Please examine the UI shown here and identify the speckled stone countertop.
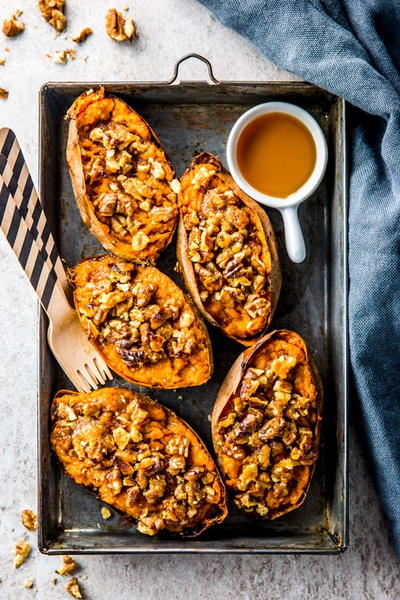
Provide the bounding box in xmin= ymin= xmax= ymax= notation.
xmin=0 ymin=1 xmax=398 ymax=598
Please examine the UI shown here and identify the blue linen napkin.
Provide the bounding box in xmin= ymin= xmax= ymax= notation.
xmin=198 ymin=0 xmax=400 ymax=554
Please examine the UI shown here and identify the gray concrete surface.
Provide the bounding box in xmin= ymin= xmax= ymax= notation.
xmin=0 ymin=1 xmax=398 ymax=598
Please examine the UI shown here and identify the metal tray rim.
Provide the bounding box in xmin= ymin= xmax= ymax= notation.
xmin=37 ymin=76 xmax=349 ymax=555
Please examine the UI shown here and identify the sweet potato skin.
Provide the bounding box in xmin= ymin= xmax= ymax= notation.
xmin=66 ymin=87 xmax=178 ymax=263
xmin=211 ymin=330 xmax=323 ymax=520
xmin=70 ymin=254 xmax=213 ymax=389
xmin=177 ymin=153 xmax=281 ymax=346
xmin=51 ymin=388 xmax=228 ymax=537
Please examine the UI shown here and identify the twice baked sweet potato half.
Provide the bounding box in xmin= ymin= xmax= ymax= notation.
xmin=66 ymin=87 xmax=179 ymax=263
xmin=51 ymin=388 xmax=227 ymax=536
xmin=212 ymin=330 xmax=322 ymax=519
xmin=177 ymin=153 xmax=281 ymax=346
xmin=69 ymin=254 xmax=213 ymax=388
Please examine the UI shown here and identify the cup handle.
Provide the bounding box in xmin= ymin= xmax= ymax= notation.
xmin=280 ymin=206 xmax=306 ymax=263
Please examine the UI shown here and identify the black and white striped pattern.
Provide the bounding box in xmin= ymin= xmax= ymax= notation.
xmin=0 ymin=128 xmax=69 ymax=293
xmin=0 ymin=176 xmax=60 ymax=310
xmin=0 ymin=128 xmax=68 ymax=311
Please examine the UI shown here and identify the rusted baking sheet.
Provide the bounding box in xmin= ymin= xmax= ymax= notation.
xmin=38 ymin=62 xmax=348 ymax=554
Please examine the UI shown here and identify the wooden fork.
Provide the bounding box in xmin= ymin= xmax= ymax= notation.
xmin=0 ymin=152 xmax=113 ymax=392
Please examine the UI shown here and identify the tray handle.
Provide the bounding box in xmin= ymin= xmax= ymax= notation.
xmin=168 ymin=53 xmax=219 ymax=85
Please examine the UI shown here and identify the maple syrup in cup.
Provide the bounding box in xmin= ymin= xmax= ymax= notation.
xmin=227 ymin=102 xmax=328 ymax=263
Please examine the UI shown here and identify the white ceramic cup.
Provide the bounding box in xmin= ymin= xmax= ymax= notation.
xmin=226 ymin=101 xmax=328 ymax=263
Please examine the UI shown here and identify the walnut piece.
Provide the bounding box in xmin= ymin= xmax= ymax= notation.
xmin=2 ymin=13 xmax=25 ymax=37
xmin=0 ymin=88 xmax=8 ymax=99
xmin=13 ymin=540 xmax=31 ymax=568
xmin=72 ymin=27 xmax=92 ymax=43
xmin=0 ymin=58 xmax=6 ymax=66
xmin=23 ymin=579 xmax=34 ymax=589
xmin=48 ymin=48 xmax=76 ymax=64
xmin=21 ymin=509 xmax=38 ymax=531
xmin=101 ymin=506 xmax=112 ymax=519
xmin=38 ymin=0 xmax=66 ymax=32
xmin=105 ymin=8 xmax=136 ymax=42
xmin=57 ymin=555 xmax=77 ymax=576
xmin=66 ymin=577 xmax=83 ymax=599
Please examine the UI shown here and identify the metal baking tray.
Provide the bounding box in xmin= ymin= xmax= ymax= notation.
xmin=38 ymin=55 xmax=348 ymax=554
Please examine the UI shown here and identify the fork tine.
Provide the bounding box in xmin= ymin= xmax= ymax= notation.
xmin=82 ymin=364 xmax=100 ymax=390
xmin=91 ymin=357 xmax=107 ymax=385
xmin=85 ymin=362 xmax=101 ymax=387
xmin=94 ymin=356 xmax=113 ymax=381
xmin=76 ymin=369 xmax=93 ymax=393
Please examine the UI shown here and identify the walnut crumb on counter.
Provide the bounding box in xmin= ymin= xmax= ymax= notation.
xmin=0 ymin=88 xmax=9 ymax=99
xmin=47 ymin=48 xmax=76 ymax=63
xmin=105 ymin=8 xmax=136 ymax=42
xmin=72 ymin=27 xmax=93 ymax=43
xmin=66 ymin=577 xmax=83 ymax=599
xmin=101 ymin=506 xmax=112 ymax=519
xmin=23 ymin=579 xmax=34 ymax=589
xmin=21 ymin=509 xmax=38 ymax=531
xmin=57 ymin=555 xmax=77 ymax=576
xmin=13 ymin=540 xmax=31 ymax=568
xmin=2 ymin=12 xmax=25 ymax=37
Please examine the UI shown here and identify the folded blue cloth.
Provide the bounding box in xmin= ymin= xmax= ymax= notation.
xmin=198 ymin=0 xmax=400 ymax=554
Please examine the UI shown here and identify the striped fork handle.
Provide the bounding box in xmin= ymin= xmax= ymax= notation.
xmin=0 ymin=176 xmax=71 ymax=319
xmin=0 ymin=128 xmax=70 ymax=296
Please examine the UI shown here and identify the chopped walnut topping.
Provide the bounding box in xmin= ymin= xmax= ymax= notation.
xmin=51 ymin=388 xmax=226 ymax=536
xmin=0 ymin=88 xmax=8 ymax=99
xmin=21 ymin=510 xmax=38 ymax=531
xmin=101 ymin=506 xmax=112 ymax=519
xmin=105 ymin=8 xmax=136 ymax=42
xmin=57 ymin=555 xmax=77 ymax=576
xmin=180 ymin=155 xmax=272 ymax=341
xmin=13 ymin=540 xmax=31 ymax=568
xmin=66 ymin=577 xmax=83 ymax=599
xmin=0 ymin=58 xmax=6 ymax=65
xmin=38 ymin=0 xmax=66 ymax=32
xmin=70 ymin=89 xmax=178 ymax=262
xmin=23 ymin=578 xmax=34 ymax=589
xmin=71 ymin=256 xmax=201 ymax=371
xmin=72 ymin=27 xmax=92 ymax=43
xmin=2 ymin=13 xmax=25 ymax=37
xmin=214 ymin=332 xmax=320 ymax=518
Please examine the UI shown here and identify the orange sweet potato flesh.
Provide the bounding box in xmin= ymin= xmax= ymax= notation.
xmin=69 ymin=254 xmax=213 ymax=388
xmin=212 ymin=330 xmax=323 ymax=520
xmin=177 ymin=153 xmax=281 ymax=346
xmin=51 ymin=388 xmax=228 ymax=537
xmin=66 ymin=87 xmax=178 ymax=263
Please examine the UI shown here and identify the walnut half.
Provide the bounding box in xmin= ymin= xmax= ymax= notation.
xmin=38 ymin=0 xmax=66 ymax=32
xmin=105 ymin=8 xmax=136 ymax=42
xmin=21 ymin=509 xmax=38 ymax=531
xmin=2 ymin=13 xmax=25 ymax=37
